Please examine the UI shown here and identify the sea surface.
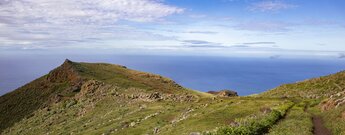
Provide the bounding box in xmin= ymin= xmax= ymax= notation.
xmin=1 ymin=55 xmax=345 ymax=96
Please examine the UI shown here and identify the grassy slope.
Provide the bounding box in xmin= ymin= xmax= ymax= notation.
xmin=2 ymin=95 xmax=285 ymax=135
xmin=1 ymin=60 xmax=288 ymax=135
xmin=260 ymin=70 xmax=345 ymax=135
xmin=308 ymin=105 xmax=345 ymax=135
xmin=2 ymin=60 xmax=344 ymax=135
xmin=268 ymin=102 xmax=313 ymax=135
xmin=260 ymin=71 xmax=345 ymax=99
xmin=321 ymin=106 xmax=345 ymax=135
xmin=0 ymin=60 xmax=80 ymax=132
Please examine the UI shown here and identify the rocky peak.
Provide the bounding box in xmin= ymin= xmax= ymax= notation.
xmin=46 ymin=59 xmax=82 ymax=85
xmin=63 ymin=59 xmax=73 ymax=65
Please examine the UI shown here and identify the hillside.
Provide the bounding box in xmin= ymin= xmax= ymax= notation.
xmin=0 ymin=60 xmax=291 ymax=135
xmin=260 ymin=70 xmax=345 ymax=135
xmin=260 ymin=71 xmax=345 ymax=99
xmin=1 ymin=60 xmax=344 ymax=135
xmin=0 ymin=59 xmax=209 ymax=132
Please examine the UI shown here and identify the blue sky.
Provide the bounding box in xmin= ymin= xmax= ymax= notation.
xmin=0 ymin=0 xmax=345 ymax=58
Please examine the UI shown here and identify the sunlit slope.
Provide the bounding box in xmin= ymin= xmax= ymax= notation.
xmin=1 ymin=60 xmax=288 ymax=135
xmin=260 ymin=71 xmax=345 ymax=99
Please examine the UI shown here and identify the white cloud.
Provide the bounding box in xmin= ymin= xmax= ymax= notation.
xmin=235 ymin=21 xmax=294 ymax=32
xmin=249 ymin=0 xmax=297 ymax=12
xmin=0 ymin=0 xmax=183 ymax=48
xmin=1 ymin=0 xmax=183 ymax=24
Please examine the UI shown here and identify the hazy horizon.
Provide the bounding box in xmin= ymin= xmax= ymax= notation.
xmin=1 ymin=54 xmax=345 ymax=96
xmin=1 ymin=0 xmax=345 ymax=95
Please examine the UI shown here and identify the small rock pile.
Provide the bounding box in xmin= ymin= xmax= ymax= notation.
xmin=122 ymin=92 xmax=195 ymax=102
xmin=321 ymin=90 xmax=345 ymax=111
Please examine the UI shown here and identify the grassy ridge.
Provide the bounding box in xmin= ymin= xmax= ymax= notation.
xmin=260 ymin=71 xmax=345 ymax=99
xmin=2 ymin=60 xmax=344 ymax=134
xmin=0 ymin=60 xmax=289 ymax=135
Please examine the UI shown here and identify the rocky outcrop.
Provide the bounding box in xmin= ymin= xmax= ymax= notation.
xmin=321 ymin=90 xmax=345 ymax=111
xmin=76 ymin=80 xmax=112 ymax=100
xmin=46 ymin=59 xmax=83 ymax=86
xmin=207 ymin=90 xmax=238 ymax=97
xmin=122 ymin=92 xmax=195 ymax=102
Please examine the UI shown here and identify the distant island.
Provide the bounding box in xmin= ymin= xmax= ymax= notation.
xmin=0 ymin=59 xmax=344 ymax=135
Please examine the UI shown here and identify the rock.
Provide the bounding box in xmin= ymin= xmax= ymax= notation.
xmin=51 ymin=94 xmax=62 ymax=103
xmin=208 ymin=90 xmax=238 ymax=97
xmin=322 ymin=91 xmax=345 ymax=110
xmin=129 ymin=122 xmax=136 ymax=127
xmin=229 ymin=121 xmax=240 ymax=127
xmin=149 ymin=92 xmax=161 ymax=100
xmin=153 ymin=127 xmax=159 ymax=134
xmin=46 ymin=59 xmax=82 ymax=85
xmin=342 ymin=111 xmax=345 ymax=120
xmin=80 ymin=80 xmax=104 ymax=95
xmin=260 ymin=107 xmax=272 ymax=114
xmin=189 ymin=132 xmax=201 ymax=135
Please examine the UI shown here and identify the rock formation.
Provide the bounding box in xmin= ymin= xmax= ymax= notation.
xmin=207 ymin=90 xmax=238 ymax=97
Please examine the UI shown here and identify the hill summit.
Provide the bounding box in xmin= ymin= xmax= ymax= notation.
xmin=0 ymin=59 xmax=344 ymax=135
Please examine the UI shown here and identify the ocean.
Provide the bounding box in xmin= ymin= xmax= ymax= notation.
xmin=1 ymin=55 xmax=345 ymax=96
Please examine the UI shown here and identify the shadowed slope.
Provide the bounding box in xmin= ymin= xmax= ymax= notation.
xmin=0 ymin=59 xmax=82 ymax=131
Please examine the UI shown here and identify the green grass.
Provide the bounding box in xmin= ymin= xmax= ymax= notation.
xmin=0 ymin=76 xmax=73 ymax=132
xmin=317 ymin=105 xmax=345 ymax=135
xmin=267 ymin=102 xmax=313 ymax=135
xmin=207 ymin=101 xmax=293 ymax=135
xmin=2 ymin=92 xmax=287 ymax=135
xmin=2 ymin=60 xmax=345 ymax=135
xmin=260 ymin=71 xmax=345 ymax=99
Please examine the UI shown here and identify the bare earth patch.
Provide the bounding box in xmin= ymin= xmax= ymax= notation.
xmin=312 ymin=116 xmax=331 ymax=135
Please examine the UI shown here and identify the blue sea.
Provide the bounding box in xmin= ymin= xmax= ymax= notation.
xmin=1 ymin=55 xmax=345 ymax=96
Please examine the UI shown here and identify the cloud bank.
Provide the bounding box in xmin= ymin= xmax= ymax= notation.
xmin=1 ymin=0 xmax=183 ymax=24
xmin=0 ymin=0 xmax=183 ymax=48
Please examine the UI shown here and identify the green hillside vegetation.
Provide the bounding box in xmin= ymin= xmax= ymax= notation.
xmin=260 ymin=70 xmax=345 ymax=135
xmin=320 ymin=105 xmax=345 ymax=135
xmin=260 ymin=71 xmax=345 ymax=99
xmin=268 ymin=102 xmax=313 ymax=135
xmin=1 ymin=59 xmax=345 ymax=135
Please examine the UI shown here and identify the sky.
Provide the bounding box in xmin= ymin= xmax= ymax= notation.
xmin=0 ymin=0 xmax=345 ymax=58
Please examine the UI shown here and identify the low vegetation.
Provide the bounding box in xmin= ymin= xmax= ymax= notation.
xmin=209 ymin=102 xmax=293 ymax=135
xmin=260 ymin=71 xmax=345 ymax=99
xmin=268 ymin=102 xmax=313 ymax=135
xmin=316 ymin=105 xmax=345 ymax=135
xmin=1 ymin=60 xmax=345 ymax=134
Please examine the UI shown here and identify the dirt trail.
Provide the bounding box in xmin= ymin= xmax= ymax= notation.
xmin=312 ymin=116 xmax=331 ymax=135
